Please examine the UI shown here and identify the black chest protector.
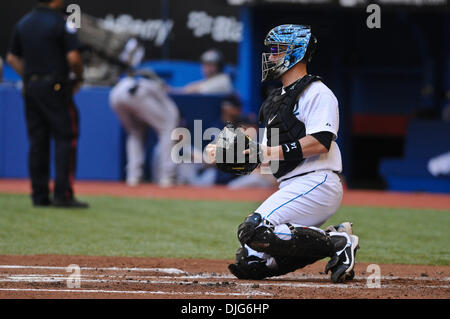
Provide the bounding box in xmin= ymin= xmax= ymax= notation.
xmin=258 ymin=74 xmax=322 ymax=178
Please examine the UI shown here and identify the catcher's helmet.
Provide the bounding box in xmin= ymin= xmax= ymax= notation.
xmin=262 ymin=24 xmax=317 ymax=82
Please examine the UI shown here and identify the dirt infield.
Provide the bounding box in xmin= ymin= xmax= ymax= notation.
xmin=0 ymin=179 xmax=449 ymax=299
xmin=0 ymin=179 xmax=449 ymax=210
xmin=0 ymin=255 xmax=448 ymax=299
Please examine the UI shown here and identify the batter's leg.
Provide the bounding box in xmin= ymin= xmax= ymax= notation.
xmin=111 ymin=102 xmax=148 ymax=186
xmin=134 ymin=94 xmax=179 ymax=186
xmin=125 ymin=126 xmax=147 ymax=186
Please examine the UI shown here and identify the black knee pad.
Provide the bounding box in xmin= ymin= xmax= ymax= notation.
xmin=237 ymin=212 xmax=263 ymax=246
xmin=246 ymin=226 xmax=273 ymax=252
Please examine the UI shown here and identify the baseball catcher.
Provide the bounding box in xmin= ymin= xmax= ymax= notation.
xmin=206 ymin=24 xmax=360 ymax=283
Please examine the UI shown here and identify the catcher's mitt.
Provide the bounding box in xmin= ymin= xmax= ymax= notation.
xmin=214 ymin=123 xmax=262 ymax=175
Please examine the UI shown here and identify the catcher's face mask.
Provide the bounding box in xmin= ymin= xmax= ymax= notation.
xmin=261 ymin=24 xmax=313 ymax=82
xmin=262 ymin=44 xmax=289 ymax=82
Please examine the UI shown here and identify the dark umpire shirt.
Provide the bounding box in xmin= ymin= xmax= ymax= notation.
xmin=8 ymin=6 xmax=81 ymax=78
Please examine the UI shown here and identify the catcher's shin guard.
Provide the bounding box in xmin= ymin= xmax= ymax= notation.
xmin=247 ymin=224 xmax=335 ymax=260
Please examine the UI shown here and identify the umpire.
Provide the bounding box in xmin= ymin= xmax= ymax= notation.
xmin=6 ymin=0 xmax=88 ymax=208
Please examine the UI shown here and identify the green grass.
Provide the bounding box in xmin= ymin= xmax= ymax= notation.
xmin=0 ymin=194 xmax=448 ymax=265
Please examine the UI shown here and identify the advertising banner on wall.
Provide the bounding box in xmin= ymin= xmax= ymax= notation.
xmin=227 ymin=0 xmax=449 ymax=7
xmin=1 ymin=0 xmax=242 ymax=64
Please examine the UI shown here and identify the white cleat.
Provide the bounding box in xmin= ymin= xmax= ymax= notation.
xmin=325 ymin=221 xmax=353 ymax=235
xmin=126 ymin=178 xmax=141 ymax=187
xmin=159 ymin=177 xmax=175 ymax=188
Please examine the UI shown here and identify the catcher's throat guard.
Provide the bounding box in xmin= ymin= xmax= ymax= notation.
xmin=214 ymin=124 xmax=261 ymax=175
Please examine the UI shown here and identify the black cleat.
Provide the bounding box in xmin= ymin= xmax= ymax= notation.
xmin=33 ymin=198 xmax=53 ymax=207
xmin=53 ymin=198 xmax=89 ymax=209
xmin=325 ymin=234 xmax=359 ymax=283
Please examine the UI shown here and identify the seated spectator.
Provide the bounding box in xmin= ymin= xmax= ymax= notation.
xmin=174 ymin=95 xmax=243 ymax=186
xmin=153 ymin=50 xmax=234 ymax=186
xmin=180 ymin=49 xmax=233 ymax=95
xmin=177 ymin=113 xmax=277 ymax=188
xmin=210 ymin=94 xmax=243 ymax=131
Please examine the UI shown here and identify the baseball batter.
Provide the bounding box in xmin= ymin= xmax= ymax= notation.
xmin=206 ymin=24 xmax=360 ymax=283
xmin=110 ymin=74 xmax=179 ymax=187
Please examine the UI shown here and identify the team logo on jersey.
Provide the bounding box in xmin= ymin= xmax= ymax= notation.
xmin=268 ymin=114 xmax=278 ymax=125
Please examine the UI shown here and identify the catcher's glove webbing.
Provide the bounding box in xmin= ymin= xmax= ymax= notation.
xmin=214 ymin=123 xmax=262 ymax=175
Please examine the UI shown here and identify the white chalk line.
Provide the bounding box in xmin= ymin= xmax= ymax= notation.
xmin=0 ymin=266 xmax=272 ymax=296
xmin=0 ymin=266 xmax=449 ymax=293
xmin=0 ymin=288 xmax=271 ymax=297
xmin=1 ymin=266 xmax=449 ymax=282
xmin=3 ymin=273 xmax=450 ymax=282
xmin=0 ymin=265 xmax=184 ymax=274
xmin=1 ymin=274 xmax=449 ymax=290
xmin=1 ymin=270 xmax=449 ymax=283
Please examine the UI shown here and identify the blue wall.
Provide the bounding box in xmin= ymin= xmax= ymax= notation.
xmin=0 ymin=84 xmax=29 ymax=178
xmin=0 ymin=84 xmax=223 ymax=181
xmin=379 ymin=120 xmax=450 ymax=194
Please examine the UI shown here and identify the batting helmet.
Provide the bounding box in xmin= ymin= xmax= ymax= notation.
xmin=262 ymin=24 xmax=317 ymax=82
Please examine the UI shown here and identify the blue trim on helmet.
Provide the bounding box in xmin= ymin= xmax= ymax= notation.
xmin=262 ymin=24 xmax=313 ymax=81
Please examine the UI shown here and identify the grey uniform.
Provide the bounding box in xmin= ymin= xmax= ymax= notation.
xmin=110 ymin=77 xmax=179 ymax=186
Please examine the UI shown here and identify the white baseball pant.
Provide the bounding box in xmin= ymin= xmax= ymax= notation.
xmin=245 ymin=170 xmax=344 ymax=263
